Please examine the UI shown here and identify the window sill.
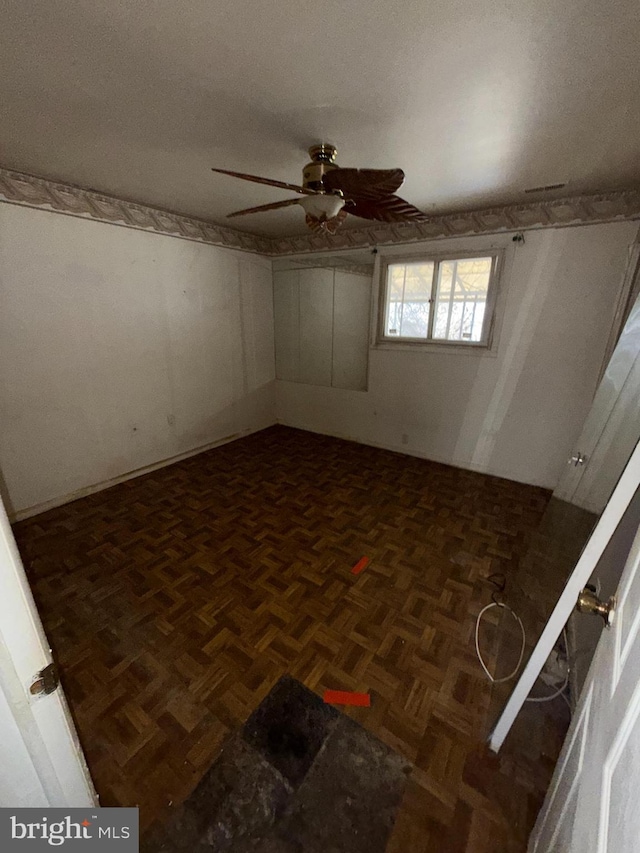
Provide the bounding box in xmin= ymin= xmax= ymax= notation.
xmin=371 ymin=340 xmax=497 ymax=357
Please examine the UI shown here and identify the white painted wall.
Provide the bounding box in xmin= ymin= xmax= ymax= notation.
xmin=1 ymin=205 xmax=636 ymax=518
xmin=276 ymin=223 xmax=640 ymax=489
xmin=0 ymin=205 xmax=276 ymax=517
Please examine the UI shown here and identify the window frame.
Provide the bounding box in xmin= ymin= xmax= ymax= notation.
xmin=377 ymin=248 xmax=504 ymax=350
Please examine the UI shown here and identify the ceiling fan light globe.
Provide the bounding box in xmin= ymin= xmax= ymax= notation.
xmin=299 ymin=194 xmax=346 ymax=220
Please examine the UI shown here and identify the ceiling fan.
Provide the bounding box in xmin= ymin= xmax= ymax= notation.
xmin=212 ymin=144 xmax=428 ymax=233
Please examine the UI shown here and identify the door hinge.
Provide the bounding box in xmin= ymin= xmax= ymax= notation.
xmin=30 ymin=663 xmax=60 ymax=696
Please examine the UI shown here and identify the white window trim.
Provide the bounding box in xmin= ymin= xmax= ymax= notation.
xmin=375 ymin=248 xmax=506 ymax=353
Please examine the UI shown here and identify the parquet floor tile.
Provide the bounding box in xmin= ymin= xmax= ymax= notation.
xmin=13 ymin=426 xmax=568 ymax=850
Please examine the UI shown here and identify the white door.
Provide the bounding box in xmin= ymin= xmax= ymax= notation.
xmin=0 ymin=495 xmax=96 ymax=806
xmin=529 ymin=497 xmax=640 ymax=852
xmin=491 ymin=438 xmax=640 ymax=751
xmin=555 ymin=289 xmax=640 ymax=515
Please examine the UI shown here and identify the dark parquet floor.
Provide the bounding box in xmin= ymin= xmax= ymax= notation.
xmin=13 ymin=426 xmax=569 ymax=851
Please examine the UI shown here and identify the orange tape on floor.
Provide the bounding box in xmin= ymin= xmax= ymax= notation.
xmin=351 ymin=556 xmax=370 ymax=575
xmin=323 ymin=690 xmax=371 ymax=707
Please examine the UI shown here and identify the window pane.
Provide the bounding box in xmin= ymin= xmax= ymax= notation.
xmin=385 ymin=262 xmax=434 ymax=338
xmin=432 ymin=257 xmax=492 ymax=342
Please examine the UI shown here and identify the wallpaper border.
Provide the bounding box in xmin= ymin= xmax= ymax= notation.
xmin=1 ymin=166 xmax=639 ymax=257
xmin=0 ymin=168 xmax=272 ymax=255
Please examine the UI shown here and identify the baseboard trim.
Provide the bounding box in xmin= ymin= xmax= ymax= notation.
xmin=275 ymin=418 xmax=553 ymax=490
xmin=12 ymin=418 xmax=549 ymax=522
xmin=10 ymin=423 xmax=275 ymax=523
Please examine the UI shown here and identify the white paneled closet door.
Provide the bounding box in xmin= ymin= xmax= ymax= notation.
xmin=298 ymin=268 xmax=334 ymax=387
xmin=332 ymin=272 xmax=370 ymax=391
xmin=273 ymin=267 xmax=371 ymax=392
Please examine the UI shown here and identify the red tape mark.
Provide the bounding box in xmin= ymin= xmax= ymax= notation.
xmin=323 ymin=690 xmax=371 ymax=707
xmin=351 ymin=556 xmax=370 ymax=575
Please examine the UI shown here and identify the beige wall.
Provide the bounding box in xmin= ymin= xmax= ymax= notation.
xmin=276 ymin=223 xmax=640 ymax=489
xmin=0 ymin=205 xmax=276 ymax=517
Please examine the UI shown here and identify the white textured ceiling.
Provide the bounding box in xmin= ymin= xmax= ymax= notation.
xmin=1 ymin=0 xmax=640 ymax=237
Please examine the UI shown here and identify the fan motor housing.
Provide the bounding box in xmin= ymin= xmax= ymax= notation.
xmin=302 ymin=144 xmax=339 ymax=192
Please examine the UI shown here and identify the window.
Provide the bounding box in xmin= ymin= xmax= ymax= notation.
xmin=380 ymin=252 xmax=501 ymax=347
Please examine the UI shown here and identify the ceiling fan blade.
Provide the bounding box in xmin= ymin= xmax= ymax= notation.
xmin=227 ymin=198 xmax=301 ymax=218
xmin=346 ymin=194 xmax=428 ymax=223
xmin=324 ymin=168 xmax=405 ymax=199
xmin=211 ymin=167 xmax=316 ymax=196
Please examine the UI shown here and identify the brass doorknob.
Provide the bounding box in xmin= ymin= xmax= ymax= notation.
xmin=576 ymin=588 xmax=616 ymax=628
